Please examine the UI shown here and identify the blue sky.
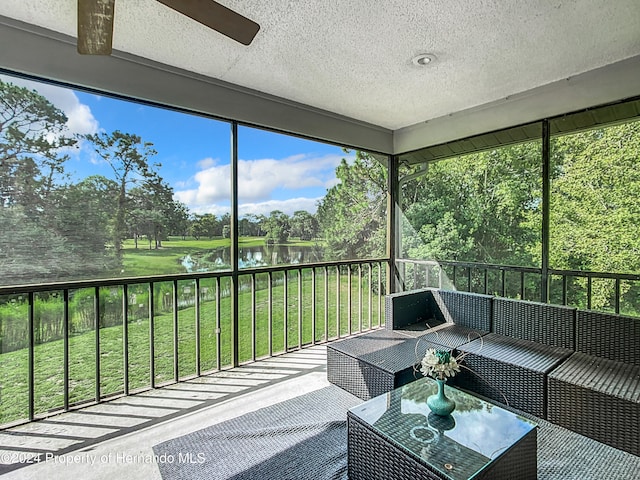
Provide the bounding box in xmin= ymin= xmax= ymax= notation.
xmin=2 ymin=73 xmax=351 ymax=217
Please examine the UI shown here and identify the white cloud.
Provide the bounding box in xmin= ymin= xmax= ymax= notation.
xmin=173 ymin=163 xmax=230 ymax=206
xmin=198 ymin=157 xmax=217 ymax=169
xmin=174 ymin=187 xmax=205 ymax=207
xmin=188 ymin=203 xmax=231 ymax=217
xmin=65 ymin=102 xmax=98 ymax=135
xmin=174 ymin=152 xmax=349 ymax=208
xmin=239 ymin=154 xmax=335 ymax=198
xmin=239 ymin=197 xmax=323 ymax=216
xmin=0 ymin=74 xmax=99 ymax=136
xmin=185 ymin=197 xmax=322 ymax=218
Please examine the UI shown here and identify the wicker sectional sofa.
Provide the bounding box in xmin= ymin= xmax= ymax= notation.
xmin=327 ymin=287 xmax=640 ymax=456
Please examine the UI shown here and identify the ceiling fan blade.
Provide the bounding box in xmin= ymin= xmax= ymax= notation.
xmin=156 ymin=0 xmax=260 ymax=46
xmin=77 ymin=0 xmax=115 ymax=55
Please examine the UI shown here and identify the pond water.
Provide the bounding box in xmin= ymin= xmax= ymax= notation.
xmin=181 ymin=244 xmax=324 ymax=272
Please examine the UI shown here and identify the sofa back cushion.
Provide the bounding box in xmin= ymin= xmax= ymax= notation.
xmin=576 ymin=310 xmax=640 ymax=365
xmin=431 ymin=289 xmax=492 ymax=332
xmin=493 ymin=298 xmax=575 ymax=349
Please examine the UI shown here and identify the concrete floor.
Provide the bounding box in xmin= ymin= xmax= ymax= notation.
xmin=0 ymin=346 xmax=330 ymax=480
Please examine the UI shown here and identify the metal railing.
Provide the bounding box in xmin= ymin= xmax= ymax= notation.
xmin=0 ymin=259 xmax=387 ymax=428
xmin=396 ymin=258 xmax=640 ymax=316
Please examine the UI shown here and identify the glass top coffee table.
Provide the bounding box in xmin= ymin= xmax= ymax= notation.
xmin=347 ymin=377 xmax=537 ymax=480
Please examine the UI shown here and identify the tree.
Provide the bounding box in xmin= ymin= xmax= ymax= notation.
xmin=219 ymin=213 xmax=231 ymax=238
xmin=401 ymin=142 xmax=541 ymax=267
xmin=127 ymin=186 xmax=158 ymax=249
xmin=290 ymin=210 xmax=319 ymax=241
xmin=190 ymin=214 xmax=206 ymax=240
xmin=316 ymin=150 xmax=387 ymax=259
xmin=0 ymin=79 xmax=106 ymax=284
xmin=398 ymin=123 xmax=640 ymax=311
xmin=239 ymin=217 xmax=251 ymax=237
xmin=0 ymin=207 xmax=70 ymax=282
xmin=190 ymin=213 xmax=220 ymax=239
xmin=0 ymin=79 xmax=76 ymax=209
xmin=141 ymin=176 xmax=178 ymax=249
xmin=243 ymin=213 xmax=266 ymax=236
xmin=84 ymin=130 xmax=157 ymax=256
xmin=51 ymin=175 xmax=118 ymax=271
xmin=127 ymin=177 xmax=182 ymax=249
xmin=263 ymin=210 xmax=290 ymax=244
xmin=170 ymin=202 xmax=191 ymax=240
xmin=550 ymin=122 xmax=640 ymax=309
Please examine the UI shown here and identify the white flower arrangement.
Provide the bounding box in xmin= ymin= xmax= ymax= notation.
xmin=420 ymin=348 xmax=461 ymax=380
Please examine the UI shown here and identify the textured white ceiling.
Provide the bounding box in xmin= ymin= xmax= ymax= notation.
xmin=1 ymin=0 xmax=639 ymax=130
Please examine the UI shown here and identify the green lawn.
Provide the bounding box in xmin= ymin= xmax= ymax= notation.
xmin=0 ymin=269 xmax=384 ymax=424
xmin=121 ymin=236 xmax=320 ymax=276
xmin=121 ymin=236 xmax=230 ymax=276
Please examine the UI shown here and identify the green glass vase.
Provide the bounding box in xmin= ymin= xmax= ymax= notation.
xmin=427 ymin=378 xmax=456 ymax=416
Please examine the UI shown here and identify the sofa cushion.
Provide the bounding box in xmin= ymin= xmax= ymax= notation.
xmin=576 ymin=310 xmax=640 ymax=366
xmin=431 ymin=289 xmax=493 ymax=331
xmin=419 ymin=324 xmax=487 ymax=350
xmin=548 ymin=352 xmax=640 ymax=402
xmin=493 ymin=298 xmax=575 ymax=349
xmin=460 ymin=333 xmax=572 ymax=372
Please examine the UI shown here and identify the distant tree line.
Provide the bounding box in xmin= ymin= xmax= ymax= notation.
xmin=188 ymin=209 xmax=320 ymax=245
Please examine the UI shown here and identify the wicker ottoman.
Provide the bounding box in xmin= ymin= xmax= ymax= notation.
xmin=327 ymin=329 xmax=440 ymax=400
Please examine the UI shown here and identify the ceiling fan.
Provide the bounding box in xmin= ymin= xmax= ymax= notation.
xmin=77 ymin=0 xmax=260 ymax=55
